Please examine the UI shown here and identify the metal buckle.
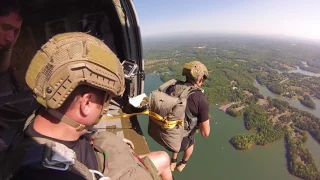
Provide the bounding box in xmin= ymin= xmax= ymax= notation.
xmin=42 ymin=142 xmax=76 ymax=171
xmin=86 ymin=127 xmax=97 ymax=134
xmin=76 ymin=124 xmax=86 ymax=131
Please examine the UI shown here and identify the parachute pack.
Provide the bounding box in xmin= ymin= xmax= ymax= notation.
xmin=99 ymin=79 xmax=201 ymax=152
xmin=147 ymin=79 xmax=199 ymax=152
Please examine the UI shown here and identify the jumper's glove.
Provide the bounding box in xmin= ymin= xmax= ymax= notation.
xmin=129 ymin=93 xmax=148 ymax=108
xmin=139 ymin=96 xmax=149 ymax=108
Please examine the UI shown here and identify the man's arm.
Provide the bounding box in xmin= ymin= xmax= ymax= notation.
xmin=199 ymin=120 xmax=210 ymax=138
xmin=197 ymin=93 xmax=210 ymax=138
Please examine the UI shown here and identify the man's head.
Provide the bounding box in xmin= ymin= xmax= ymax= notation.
xmin=0 ymin=0 xmax=25 ymax=50
xmin=182 ymin=61 xmax=208 ymax=87
xmin=59 ymin=85 xmax=109 ymax=127
xmin=26 ymin=32 xmax=125 ymax=131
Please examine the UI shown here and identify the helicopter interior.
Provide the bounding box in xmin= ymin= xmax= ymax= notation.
xmin=1 ymin=0 xmax=146 ymax=150
xmin=10 ymin=0 xmax=131 ymax=105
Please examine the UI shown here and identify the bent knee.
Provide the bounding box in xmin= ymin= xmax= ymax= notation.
xmin=158 ymin=151 xmax=170 ymax=164
xmin=154 ymin=151 xmax=170 ymax=173
xmin=148 ymin=151 xmax=170 ymax=169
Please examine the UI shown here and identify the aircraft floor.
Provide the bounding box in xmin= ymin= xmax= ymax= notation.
xmin=96 ymin=99 xmax=150 ymax=155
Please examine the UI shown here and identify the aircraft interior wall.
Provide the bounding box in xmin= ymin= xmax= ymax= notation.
xmin=11 ymin=0 xmax=126 ymax=85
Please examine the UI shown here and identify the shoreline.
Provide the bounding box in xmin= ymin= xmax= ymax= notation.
xmin=240 ymin=141 xmax=275 ymax=152
xmin=237 ymin=143 xmax=255 ymax=152
xmin=218 ymin=102 xmax=234 ymax=112
xmin=245 ymin=143 xmax=255 ymax=151
xmin=248 ymin=143 xmax=254 ymax=150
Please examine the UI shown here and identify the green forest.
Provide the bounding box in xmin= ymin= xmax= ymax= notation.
xmin=286 ymin=129 xmax=319 ymax=180
xmin=299 ymin=95 xmax=316 ymax=109
xmin=230 ymin=104 xmax=285 ymax=150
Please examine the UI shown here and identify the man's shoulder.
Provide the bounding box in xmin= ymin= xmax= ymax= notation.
xmin=188 ymin=90 xmax=209 ymax=107
xmin=189 ymin=89 xmax=207 ymax=99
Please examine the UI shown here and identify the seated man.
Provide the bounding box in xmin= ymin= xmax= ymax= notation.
xmin=0 ymin=0 xmax=28 ymax=152
xmin=0 ymin=0 xmax=24 ymax=73
xmin=0 ymin=32 xmax=172 ymax=180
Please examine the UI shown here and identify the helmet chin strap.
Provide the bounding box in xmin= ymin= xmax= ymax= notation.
xmin=47 ymin=109 xmax=88 ymax=132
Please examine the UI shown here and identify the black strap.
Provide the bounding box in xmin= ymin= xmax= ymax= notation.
xmin=21 ymin=143 xmax=46 ymax=167
xmin=185 ymin=107 xmax=198 ymax=131
xmin=10 ymin=138 xmax=95 ymax=180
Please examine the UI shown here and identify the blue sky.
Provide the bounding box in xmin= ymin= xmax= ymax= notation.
xmin=133 ymin=0 xmax=320 ymax=40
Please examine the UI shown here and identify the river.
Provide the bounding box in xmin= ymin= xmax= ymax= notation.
xmin=287 ymin=66 xmax=320 ymax=77
xmin=138 ymin=74 xmax=302 ymax=180
xmin=253 ymin=80 xmax=320 ymax=118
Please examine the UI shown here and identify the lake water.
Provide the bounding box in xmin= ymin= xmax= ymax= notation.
xmin=254 ymin=80 xmax=320 ymax=171
xmin=138 ymin=74 xmax=302 ymax=180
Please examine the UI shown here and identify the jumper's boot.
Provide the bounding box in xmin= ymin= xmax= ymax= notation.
xmin=176 ymin=161 xmax=186 ymax=172
xmin=170 ymin=162 xmax=177 ymax=172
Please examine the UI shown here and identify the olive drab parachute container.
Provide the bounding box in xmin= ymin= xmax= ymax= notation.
xmin=147 ymin=79 xmax=199 ymax=152
xmin=93 ymin=131 xmax=160 ymax=180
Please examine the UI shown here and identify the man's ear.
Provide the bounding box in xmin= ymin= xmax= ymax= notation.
xmin=102 ymin=94 xmax=111 ymax=113
xmin=80 ymin=93 xmax=91 ymax=116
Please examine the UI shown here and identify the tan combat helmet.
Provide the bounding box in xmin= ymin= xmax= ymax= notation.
xmin=25 ymin=32 xmax=125 ymax=131
xmin=182 ymin=61 xmax=209 ymax=81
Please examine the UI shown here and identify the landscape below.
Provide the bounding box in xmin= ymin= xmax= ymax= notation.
xmin=143 ymin=34 xmax=320 ymax=180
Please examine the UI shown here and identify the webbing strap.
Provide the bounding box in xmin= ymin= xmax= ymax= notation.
xmin=101 ymin=109 xmax=184 ymax=129
xmin=149 ymin=116 xmax=184 ymax=129
xmin=22 ymin=137 xmax=94 ymax=180
xmin=73 ymin=161 xmax=94 ymax=180
xmin=180 ymin=86 xmax=197 ymax=99
xmin=22 ymin=144 xmax=45 ymax=166
xmin=101 ymin=110 xmax=150 ymax=120
xmin=185 ymin=107 xmax=198 ymax=131
xmin=23 ymin=111 xmax=36 ymax=131
xmin=47 ymin=109 xmax=87 ymax=131
xmin=158 ymin=79 xmax=177 ymax=92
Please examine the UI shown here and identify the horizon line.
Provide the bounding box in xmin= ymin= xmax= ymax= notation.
xmin=141 ymin=31 xmax=320 ymax=43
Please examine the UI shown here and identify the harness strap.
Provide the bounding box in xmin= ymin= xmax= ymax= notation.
xmin=179 ymin=86 xmax=197 ymax=99
xmin=100 ymin=109 xmax=184 ymax=129
xmin=185 ymin=107 xmax=198 ymax=131
xmin=174 ymin=85 xmax=199 ymax=131
xmin=23 ymin=110 xmax=37 ymax=131
xmin=158 ymin=79 xmax=177 ymax=92
xmin=21 ymin=137 xmax=95 ymax=180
